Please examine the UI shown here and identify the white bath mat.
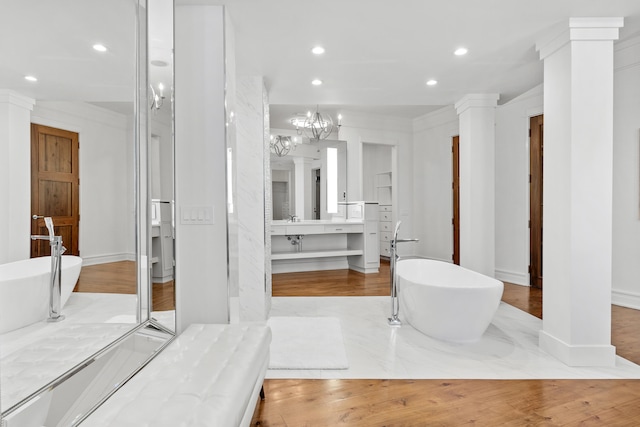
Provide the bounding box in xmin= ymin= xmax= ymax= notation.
xmin=268 ymin=316 xmax=349 ymax=370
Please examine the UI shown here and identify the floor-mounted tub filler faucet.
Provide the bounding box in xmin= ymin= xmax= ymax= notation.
xmin=388 ymin=221 xmax=418 ymax=326
xmin=31 ymin=215 xmax=66 ymax=322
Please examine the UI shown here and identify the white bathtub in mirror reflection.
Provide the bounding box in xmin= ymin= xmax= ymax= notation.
xmin=0 ymin=255 xmax=82 ymax=334
xmin=397 ymin=259 xmax=504 ymax=343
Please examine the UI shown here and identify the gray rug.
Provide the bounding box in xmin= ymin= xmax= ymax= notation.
xmin=267 ymin=316 xmax=349 ymax=369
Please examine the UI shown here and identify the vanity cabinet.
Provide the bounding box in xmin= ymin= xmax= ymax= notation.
xmin=151 ymin=201 xmax=174 ymax=283
xmin=345 ymin=201 xmax=380 ymax=273
xmin=270 ymin=201 xmax=380 ymax=274
xmin=376 ymin=172 xmax=393 ymax=258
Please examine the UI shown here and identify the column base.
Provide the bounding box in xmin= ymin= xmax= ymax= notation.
xmin=539 ymin=330 xmax=616 ymax=367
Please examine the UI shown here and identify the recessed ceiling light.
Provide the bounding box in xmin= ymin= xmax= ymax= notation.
xmin=93 ymin=44 xmax=108 ymax=52
xmin=311 ymin=79 xmax=323 ymax=86
xmin=151 ymin=60 xmax=169 ymax=67
xmin=24 ymin=75 xmax=38 ymax=82
xmin=454 ymin=47 xmax=468 ymax=56
xmin=311 ymin=46 xmax=325 ymax=55
xmin=426 ymin=79 xmax=438 ymax=86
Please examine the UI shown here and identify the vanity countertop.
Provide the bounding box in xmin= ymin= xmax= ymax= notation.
xmin=271 ymin=219 xmax=363 ymax=226
xmin=270 ymin=220 xmax=364 ymax=235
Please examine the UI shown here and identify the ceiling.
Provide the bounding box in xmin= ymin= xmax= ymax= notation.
xmin=206 ymin=0 xmax=640 ymax=129
xmin=3 ymin=1 xmax=640 ymax=131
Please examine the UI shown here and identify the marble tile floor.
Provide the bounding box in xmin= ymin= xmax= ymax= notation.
xmin=260 ymin=296 xmax=640 ymax=380
xmin=0 ymin=292 xmax=139 ymax=411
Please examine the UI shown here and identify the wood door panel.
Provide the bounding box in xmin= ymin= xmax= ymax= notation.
xmin=529 ymin=115 xmax=543 ymax=288
xmin=39 ymin=180 xmax=74 ymax=216
xmin=452 ymin=135 xmax=460 ymax=265
xmin=31 ymin=124 xmax=80 ymax=257
xmin=40 ymin=134 xmax=73 ymax=173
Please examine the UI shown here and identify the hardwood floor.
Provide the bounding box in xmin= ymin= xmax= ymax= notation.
xmin=74 ymin=261 xmax=175 ymax=311
xmin=254 ymin=261 xmax=640 ymax=426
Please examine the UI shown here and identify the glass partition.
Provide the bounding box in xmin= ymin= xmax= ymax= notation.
xmin=0 ymin=0 xmax=175 ymax=423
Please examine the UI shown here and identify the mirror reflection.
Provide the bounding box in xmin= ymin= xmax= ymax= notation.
xmin=270 ymin=139 xmax=347 ymax=221
xmin=148 ymin=0 xmax=176 ymax=331
xmin=0 ymin=0 xmax=175 ymax=419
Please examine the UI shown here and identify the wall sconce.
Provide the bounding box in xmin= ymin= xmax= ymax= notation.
xmin=150 ymin=83 xmax=165 ymax=112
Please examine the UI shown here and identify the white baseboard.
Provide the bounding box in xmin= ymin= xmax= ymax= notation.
xmin=81 ymin=253 xmax=135 ymax=266
xmin=612 ymin=289 xmax=640 ymax=310
xmin=539 ymin=330 xmax=616 ymax=367
xmin=495 ymin=269 xmax=528 ymax=286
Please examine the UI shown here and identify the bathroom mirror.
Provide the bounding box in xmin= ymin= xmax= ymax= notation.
xmin=0 ymin=0 xmax=175 ymax=422
xmin=270 ymin=139 xmax=347 ymax=220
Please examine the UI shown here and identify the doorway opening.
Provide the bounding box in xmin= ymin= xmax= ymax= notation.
xmin=529 ymin=115 xmax=544 ymax=288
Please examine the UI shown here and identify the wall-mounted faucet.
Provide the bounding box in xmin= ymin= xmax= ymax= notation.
xmin=287 ymin=235 xmax=304 ymax=252
xmin=31 ymin=215 xmax=66 ymax=322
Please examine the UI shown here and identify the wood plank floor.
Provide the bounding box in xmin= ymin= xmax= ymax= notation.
xmin=253 ymin=261 xmax=640 ymax=426
xmin=74 ymin=261 xmax=175 ymax=311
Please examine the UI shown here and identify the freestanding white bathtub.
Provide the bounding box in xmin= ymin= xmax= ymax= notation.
xmin=0 ymin=255 xmax=82 ymax=334
xmin=397 ymin=259 xmax=503 ymax=343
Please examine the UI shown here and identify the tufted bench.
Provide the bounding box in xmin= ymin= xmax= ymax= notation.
xmin=81 ymin=324 xmax=271 ymax=427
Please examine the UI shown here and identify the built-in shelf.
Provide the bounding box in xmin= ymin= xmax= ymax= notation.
xmin=272 ymin=249 xmax=363 ymax=260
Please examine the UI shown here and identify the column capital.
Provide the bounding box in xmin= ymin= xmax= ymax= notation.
xmin=454 ymin=93 xmax=499 ymax=116
xmin=0 ymin=90 xmax=35 ymax=111
xmin=537 ymin=17 xmax=624 ymax=60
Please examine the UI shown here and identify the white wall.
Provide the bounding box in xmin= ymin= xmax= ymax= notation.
xmin=0 ymin=91 xmax=34 ymax=264
xmin=31 ymin=101 xmax=134 ymax=265
xmin=411 ymin=106 xmax=459 ymax=262
xmin=339 ymin=111 xmax=415 ymax=246
xmin=612 ymin=35 xmax=640 ymax=309
xmin=175 ymin=4 xmax=229 ymax=330
xmin=362 ymin=143 xmax=392 ymax=202
xmin=495 ymin=85 xmax=543 ymax=285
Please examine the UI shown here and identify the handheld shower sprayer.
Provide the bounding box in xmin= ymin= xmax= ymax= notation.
xmin=44 ymin=217 xmax=55 ymax=241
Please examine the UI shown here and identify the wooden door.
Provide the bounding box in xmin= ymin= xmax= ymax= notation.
xmin=452 ymin=135 xmax=460 ymax=265
xmin=529 ymin=115 xmax=544 ymax=288
xmin=31 ymin=124 xmax=80 ymax=257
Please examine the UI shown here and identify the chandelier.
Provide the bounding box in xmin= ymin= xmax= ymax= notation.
xmin=291 ymin=107 xmax=342 ymax=141
xmin=270 ymin=135 xmax=298 ymax=157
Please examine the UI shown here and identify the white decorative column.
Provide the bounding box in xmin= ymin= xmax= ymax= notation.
xmin=454 ymin=94 xmax=499 ymax=277
xmin=0 ymin=90 xmax=35 ymax=264
xmin=293 ymin=157 xmax=312 ymax=219
xmin=236 ymin=76 xmax=271 ymax=321
xmin=536 ymin=17 xmax=623 ymax=366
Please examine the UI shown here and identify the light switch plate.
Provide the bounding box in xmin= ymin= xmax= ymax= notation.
xmin=180 ymin=206 xmax=214 ymax=225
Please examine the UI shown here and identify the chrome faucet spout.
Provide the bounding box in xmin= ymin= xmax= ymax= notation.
xmin=388 ymin=221 xmax=419 ymax=327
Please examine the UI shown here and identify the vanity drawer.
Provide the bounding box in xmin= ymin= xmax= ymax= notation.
xmin=380 ymin=244 xmax=391 ymax=257
xmin=285 ymin=225 xmax=324 ymax=234
xmin=270 ymin=225 xmax=286 ymax=235
xmin=379 ymin=221 xmax=392 ymax=232
xmin=379 ymin=205 xmax=392 ymax=212
xmin=324 ymin=224 xmax=363 ymax=233
xmin=380 ymin=231 xmax=392 ymax=242
xmin=379 ymin=211 xmax=392 ymax=221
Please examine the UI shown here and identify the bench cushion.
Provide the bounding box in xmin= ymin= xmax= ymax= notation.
xmin=82 ymin=324 xmax=271 ymax=427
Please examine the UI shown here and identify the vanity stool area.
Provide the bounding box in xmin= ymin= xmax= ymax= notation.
xmin=82 ymin=324 xmax=271 ymax=427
